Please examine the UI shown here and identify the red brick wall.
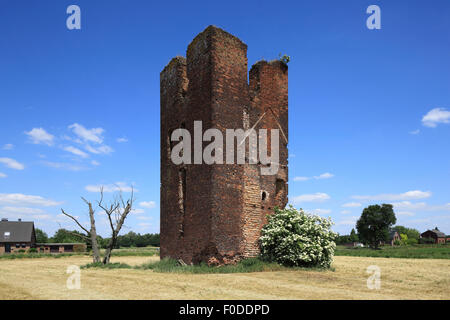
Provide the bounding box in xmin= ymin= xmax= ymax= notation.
xmin=160 ymin=26 xmax=288 ymax=265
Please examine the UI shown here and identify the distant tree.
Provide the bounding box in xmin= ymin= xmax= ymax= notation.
xmin=400 ymin=234 xmax=408 ymax=246
xmin=35 ymin=228 xmax=48 ymax=243
xmin=51 ymin=229 xmax=87 ymax=243
xmin=349 ymin=228 xmax=359 ymax=242
xmin=115 ymin=232 xmax=160 ymax=248
xmin=394 ymin=226 xmax=420 ymax=244
xmin=356 ymin=204 xmax=397 ymax=249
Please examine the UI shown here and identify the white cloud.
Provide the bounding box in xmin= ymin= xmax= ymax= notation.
xmin=393 ymin=201 xmax=450 ymax=212
xmin=314 ymin=172 xmax=334 ymax=179
xmin=336 ymin=216 xmax=359 ymax=226
xmin=408 ymin=218 xmax=430 ymax=224
xmin=138 ymin=222 xmax=152 ymax=228
xmin=91 ymin=160 xmax=100 ymax=166
xmin=293 ymin=176 xmax=309 ymax=181
xmin=3 ymin=144 xmax=14 ymax=150
xmin=139 ymin=201 xmax=156 ymax=209
xmin=0 ymin=193 xmax=61 ymax=207
xmin=32 ymin=214 xmax=52 ymax=220
xmin=293 ymin=172 xmax=334 ymax=182
xmin=392 ymin=201 xmax=427 ymax=210
xmin=340 ymin=210 xmax=351 ymax=214
xmin=85 ymin=144 xmax=113 ymax=155
xmin=0 ymin=158 xmax=25 ymax=170
xmin=342 ymin=202 xmax=362 ymax=208
xmin=42 ymin=161 xmax=86 ymax=172
xmin=66 ymin=124 xmax=113 ymax=156
xmin=292 ymin=193 xmax=330 ymax=203
xmin=117 ymin=138 xmax=128 ymax=143
xmin=25 ymin=128 xmax=55 ymax=146
xmin=352 ymin=190 xmax=431 ymax=201
xmin=136 ymin=216 xmax=152 ymax=220
xmin=309 ymin=208 xmax=331 ymax=215
xmin=63 ymin=146 xmax=89 ymax=158
xmin=409 ymin=129 xmax=420 ymax=135
xmin=0 ymin=207 xmax=45 ymax=214
xmin=131 ymin=208 xmax=145 ymax=214
xmin=422 ymin=108 xmax=450 ymax=128
xmin=85 ymin=182 xmax=136 ymax=193
xmin=0 ymin=172 xmax=6 ymax=178
xmin=396 ymin=211 xmax=415 ymax=217
xmin=69 ymin=123 xmax=104 ymax=144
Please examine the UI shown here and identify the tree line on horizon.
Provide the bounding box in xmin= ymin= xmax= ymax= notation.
xmin=35 ymin=228 xmax=160 ymax=248
xmin=335 ymin=203 xmax=440 ymax=247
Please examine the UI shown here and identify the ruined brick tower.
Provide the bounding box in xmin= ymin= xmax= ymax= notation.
xmin=160 ymin=26 xmax=288 ymax=265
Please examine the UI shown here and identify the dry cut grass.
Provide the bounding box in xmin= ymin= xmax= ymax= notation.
xmin=0 ymin=255 xmax=448 ymax=300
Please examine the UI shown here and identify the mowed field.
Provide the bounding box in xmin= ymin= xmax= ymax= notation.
xmin=0 ymin=255 xmax=449 ymax=300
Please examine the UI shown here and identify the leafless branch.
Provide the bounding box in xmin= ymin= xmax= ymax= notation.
xmin=60 ymin=209 xmax=90 ymax=235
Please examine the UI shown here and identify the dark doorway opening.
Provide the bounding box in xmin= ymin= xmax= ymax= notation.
xmin=5 ymin=244 xmax=11 ymax=253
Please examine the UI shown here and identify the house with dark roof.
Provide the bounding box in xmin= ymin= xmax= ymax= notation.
xmin=421 ymin=228 xmax=447 ymax=244
xmin=0 ymin=218 xmax=87 ymax=254
xmin=388 ymin=230 xmax=401 ymax=246
xmin=380 ymin=229 xmax=401 ymax=246
xmin=0 ymin=218 xmax=36 ymax=254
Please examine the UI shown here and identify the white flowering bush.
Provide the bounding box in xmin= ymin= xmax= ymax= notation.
xmin=260 ymin=206 xmax=337 ymax=268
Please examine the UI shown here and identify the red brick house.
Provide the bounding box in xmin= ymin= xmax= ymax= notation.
xmin=380 ymin=230 xmax=401 ymax=246
xmin=421 ymin=228 xmax=446 ymax=244
xmin=0 ymin=218 xmax=36 ymax=254
xmin=0 ymin=218 xmax=86 ymax=254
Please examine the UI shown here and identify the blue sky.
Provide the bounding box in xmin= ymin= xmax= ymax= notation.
xmin=0 ymin=0 xmax=449 ymax=237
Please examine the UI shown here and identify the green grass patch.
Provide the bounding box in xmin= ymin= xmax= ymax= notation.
xmin=81 ymin=257 xmax=334 ymax=274
xmin=109 ymin=247 xmax=159 ymax=257
xmin=0 ymin=246 xmax=159 ymax=260
xmin=0 ymin=252 xmax=89 ymax=260
xmin=140 ymin=257 xmax=291 ymax=274
xmin=335 ymin=244 xmax=450 ymax=259
xmin=81 ymin=262 xmax=132 ymax=269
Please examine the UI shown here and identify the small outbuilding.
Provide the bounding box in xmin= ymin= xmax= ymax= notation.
xmin=36 ymin=243 xmax=86 ymax=253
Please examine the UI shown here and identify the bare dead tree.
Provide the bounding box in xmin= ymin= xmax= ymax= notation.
xmin=97 ymin=187 xmax=134 ymax=264
xmin=60 ymin=186 xmax=134 ymax=264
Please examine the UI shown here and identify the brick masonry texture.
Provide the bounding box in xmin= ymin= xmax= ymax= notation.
xmin=160 ymin=26 xmax=288 ymax=265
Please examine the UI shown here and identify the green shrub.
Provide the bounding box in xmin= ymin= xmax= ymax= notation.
xmin=28 ymin=248 xmax=38 ymax=253
xmin=73 ymin=244 xmax=86 ymax=253
xmin=419 ymin=237 xmax=435 ymax=244
xmin=17 ymin=249 xmax=26 ymax=253
xmin=278 ymin=53 xmax=290 ymax=65
xmin=260 ymin=206 xmax=337 ymax=268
